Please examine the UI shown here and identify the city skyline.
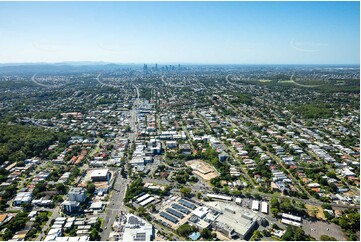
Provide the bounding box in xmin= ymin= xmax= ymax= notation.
xmin=0 ymin=1 xmax=359 ymax=64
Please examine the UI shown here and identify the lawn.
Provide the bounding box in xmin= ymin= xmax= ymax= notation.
xmin=305 ymin=204 xmax=326 ymax=220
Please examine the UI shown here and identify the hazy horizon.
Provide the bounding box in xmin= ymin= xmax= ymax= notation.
xmin=0 ymin=61 xmax=360 ymax=66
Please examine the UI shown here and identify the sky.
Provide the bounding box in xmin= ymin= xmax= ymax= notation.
xmin=0 ymin=1 xmax=359 ymax=64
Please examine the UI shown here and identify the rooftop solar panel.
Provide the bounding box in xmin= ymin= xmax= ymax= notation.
xmin=160 ymin=212 xmax=179 ymax=224
xmin=179 ymin=199 xmax=196 ymax=209
xmin=128 ymin=215 xmax=141 ymax=225
xmin=166 ymin=208 xmax=184 ymax=219
xmin=135 ymin=232 xmax=146 ymax=241
xmin=172 ymin=203 xmax=191 ymax=214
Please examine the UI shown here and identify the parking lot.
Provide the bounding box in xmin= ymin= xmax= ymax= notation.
xmin=302 ymin=218 xmax=346 ymax=241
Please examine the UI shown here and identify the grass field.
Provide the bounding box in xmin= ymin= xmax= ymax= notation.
xmin=305 ymin=204 xmax=326 ymax=220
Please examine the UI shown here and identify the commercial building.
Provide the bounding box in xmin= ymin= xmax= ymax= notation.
xmin=192 ymin=206 xmax=209 ymax=219
xmin=90 ymin=169 xmax=110 ymax=182
xmin=123 ymin=214 xmax=154 ymax=241
xmin=204 ymin=201 xmax=259 ymax=240
xmin=62 ymin=201 xmax=80 ymax=213
xmin=68 ymin=187 xmax=87 ymax=203
xmin=89 ymin=201 xmax=104 ymax=211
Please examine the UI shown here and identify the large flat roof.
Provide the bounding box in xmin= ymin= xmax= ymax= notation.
xmin=206 ymin=193 xmax=232 ymax=201
xmin=204 ymin=201 xmax=259 ymax=236
xmin=90 ymin=169 xmax=109 ymax=177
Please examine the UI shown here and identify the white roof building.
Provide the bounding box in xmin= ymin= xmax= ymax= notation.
xmin=206 ymin=194 xmax=232 ymax=201
xmin=139 ymin=197 xmax=155 ymax=207
xmin=90 ymin=169 xmax=109 ymax=178
xmin=261 ymin=202 xmax=268 ymax=214
xmin=192 ymin=206 xmax=209 ymax=219
xmin=136 ymin=194 xmax=151 ymax=203
xmin=14 ymin=192 xmax=32 ymax=205
xmin=251 ymin=200 xmax=259 ymax=211
xmin=122 ymin=214 xmax=154 ymax=241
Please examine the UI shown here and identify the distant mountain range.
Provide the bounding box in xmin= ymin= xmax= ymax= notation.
xmin=0 ymin=62 xmax=358 ymax=75
xmin=0 ymin=62 xmax=136 ymax=74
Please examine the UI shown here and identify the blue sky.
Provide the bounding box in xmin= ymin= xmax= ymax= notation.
xmin=0 ymin=1 xmax=359 ymax=64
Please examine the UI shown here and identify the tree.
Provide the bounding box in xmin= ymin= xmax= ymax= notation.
xmin=6 ymin=212 xmax=29 ymax=236
xmin=329 ymin=183 xmax=338 ymax=192
xmin=33 ymin=181 xmax=47 ymax=198
xmin=56 ymin=183 xmax=67 ymax=195
xmin=176 ymin=224 xmax=197 ymax=237
xmin=319 ymin=178 xmax=328 ymax=186
xmin=293 ymin=227 xmax=306 ymax=241
xmin=137 ymin=206 xmax=147 ymax=216
xmin=279 ymin=198 xmax=293 ymax=212
xmin=262 ymin=230 xmax=271 ymax=237
xmin=21 ymin=203 xmax=32 ymax=211
xmin=87 ymin=183 xmax=96 ymax=194
xmin=180 ymin=187 xmax=192 ymax=197
xmin=124 ymin=178 xmax=144 ymax=202
xmin=149 ymin=204 xmax=156 ymax=212
xmin=321 ymin=203 xmax=332 ymax=210
xmin=3 ymin=229 xmax=13 ymax=240
xmin=254 ymin=193 xmax=261 ymax=200
xmin=270 ymin=197 xmax=279 ymax=208
xmin=282 ymin=226 xmax=310 ymax=241
xmin=89 ymin=228 xmax=101 ymax=241
xmin=201 ymin=228 xmax=213 ymax=240
xmin=252 ymin=230 xmax=262 ymax=240
xmin=36 ymin=212 xmax=49 ymax=224
xmin=282 ymin=227 xmax=294 ymax=241
xmin=69 ymin=228 xmax=77 ymax=236
xmin=271 ymin=208 xmax=279 ymax=217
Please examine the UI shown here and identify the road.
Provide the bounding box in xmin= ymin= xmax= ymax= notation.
xmin=288 ymin=74 xmax=321 ymax=88
xmin=246 ymin=190 xmax=358 ymax=210
xmin=100 ymin=173 xmax=130 ymax=241
xmin=129 ymin=85 xmax=140 ymax=141
xmin=31 ymin=73 xmax=64 ymax=88
xmin=101 ymin=85 xmax=140 ymax=240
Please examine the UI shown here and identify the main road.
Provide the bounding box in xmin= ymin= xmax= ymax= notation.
xmin=100 ymin=174 xmax=130 ymax=241
xmin=100 ymin=84 xmax=140 ymax=240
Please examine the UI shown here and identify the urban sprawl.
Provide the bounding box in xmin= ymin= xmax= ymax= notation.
xmin=0 ymin=64 xmax=359 ymax=241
